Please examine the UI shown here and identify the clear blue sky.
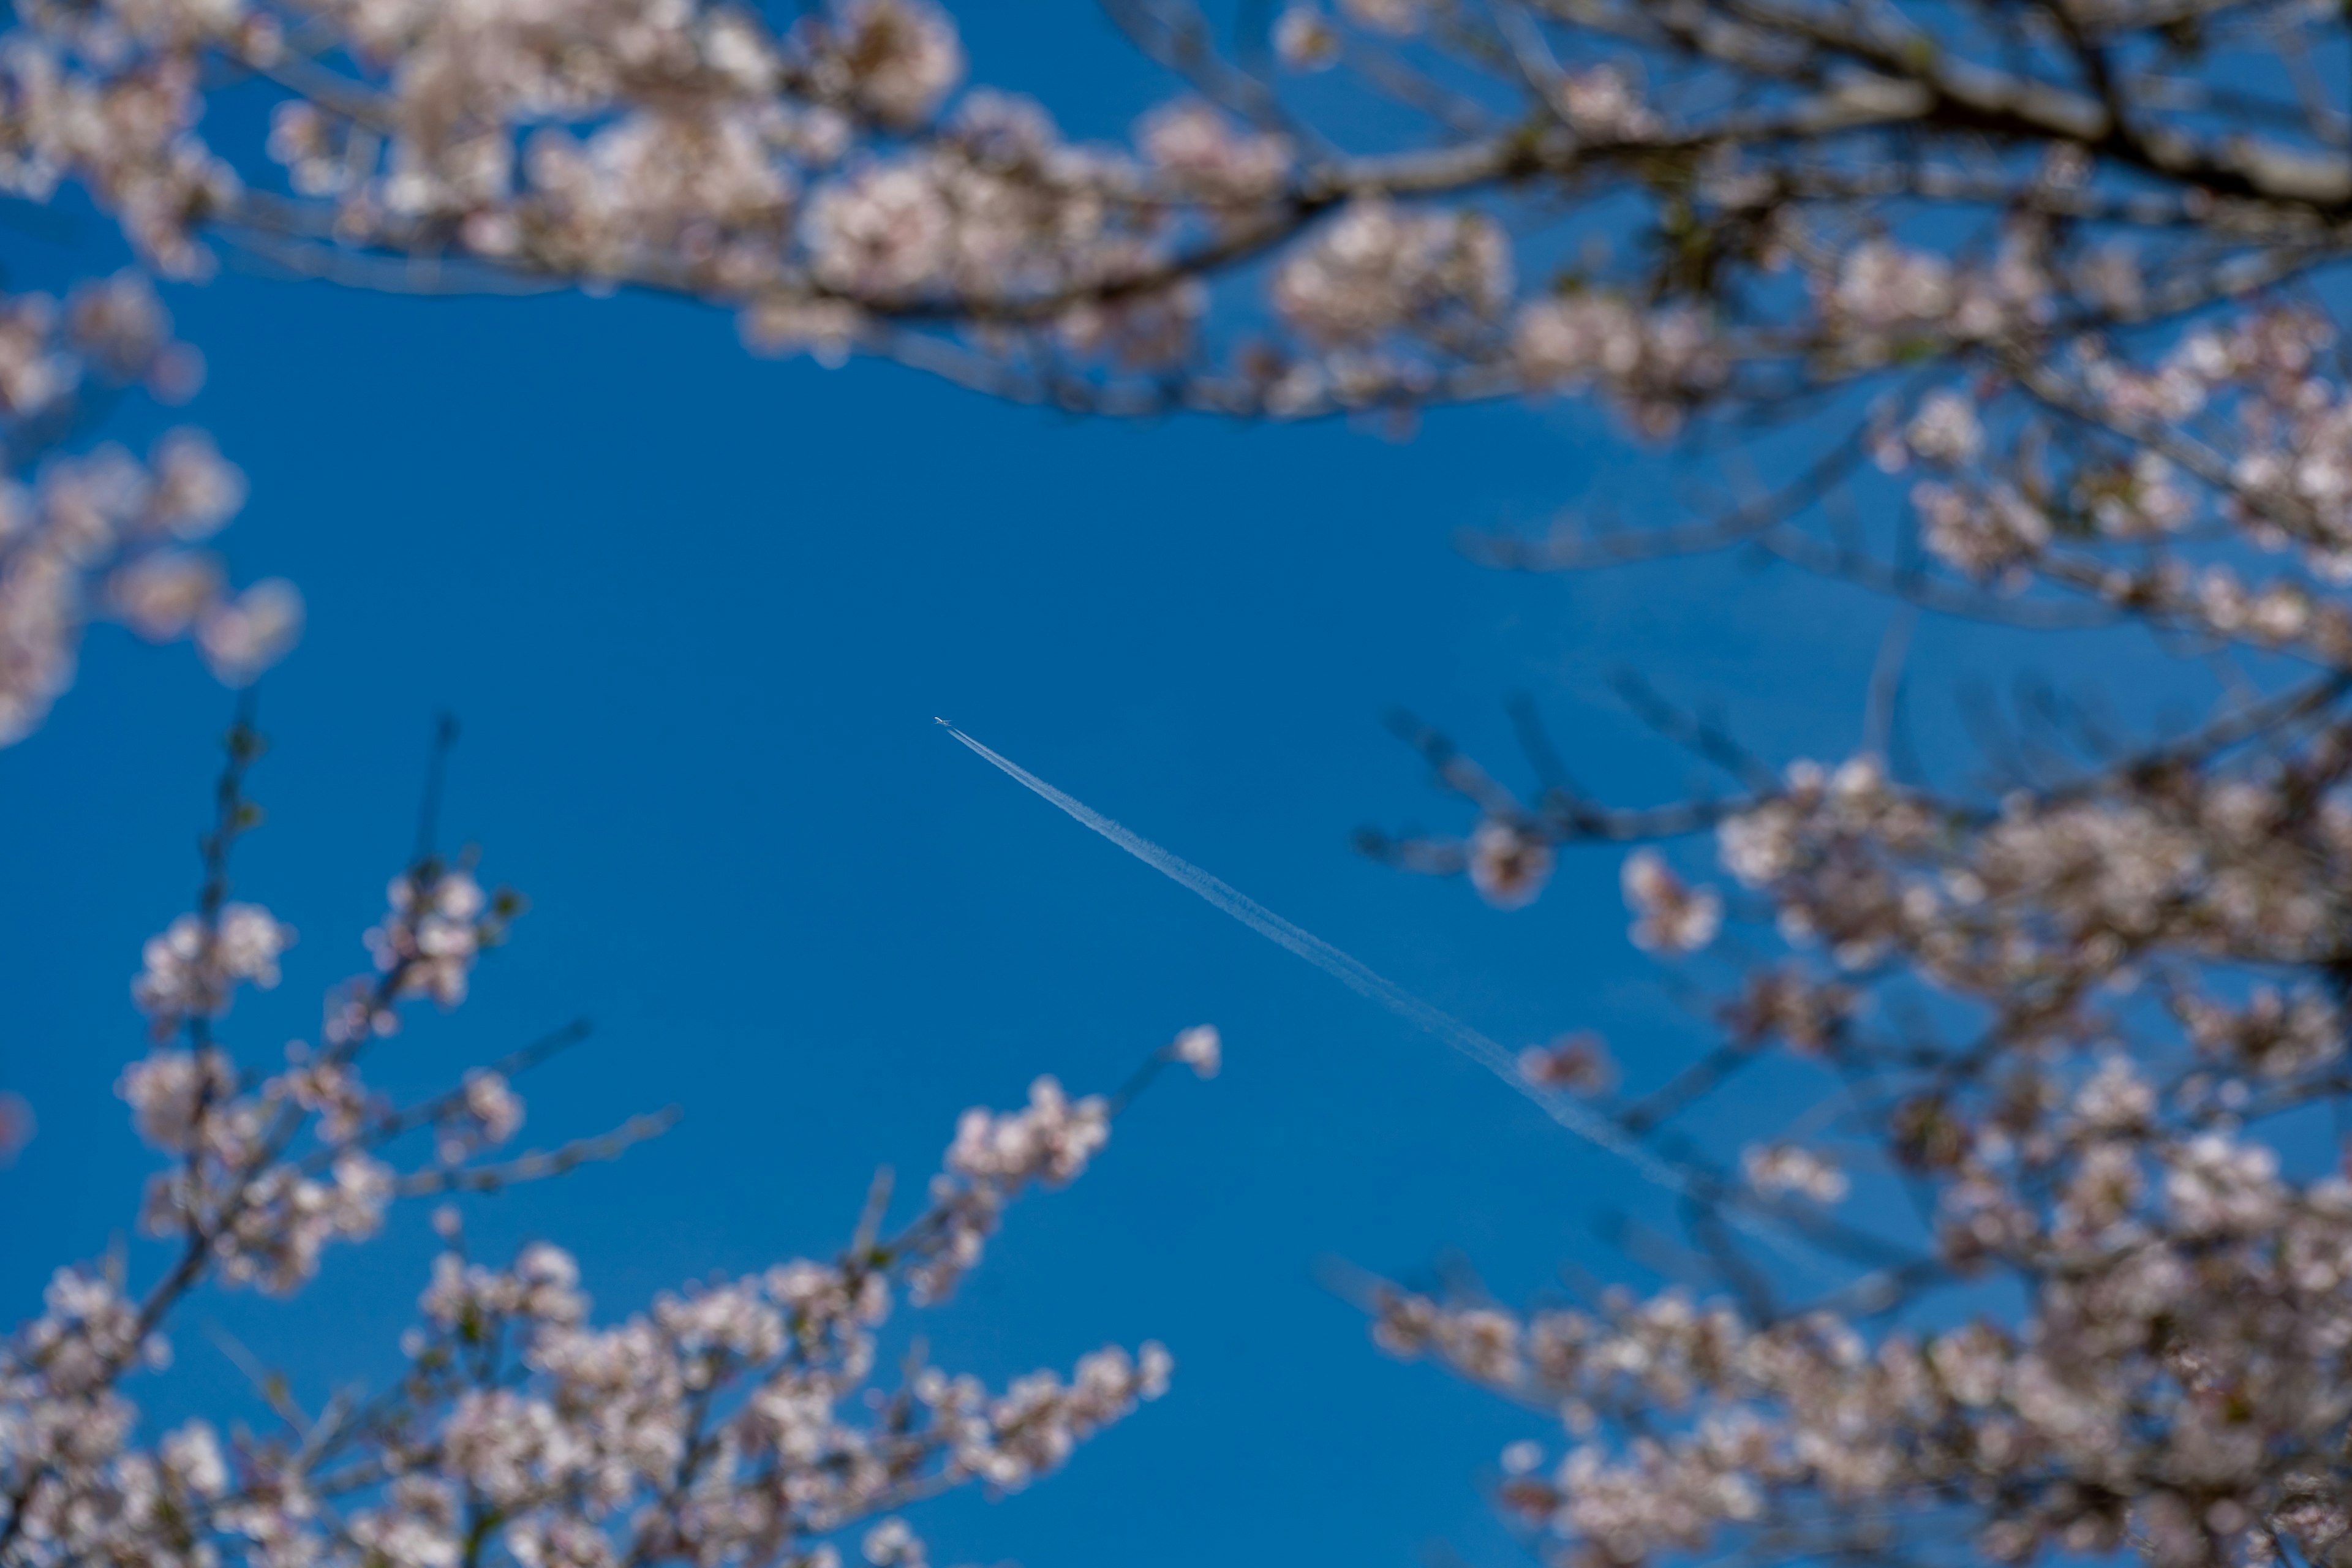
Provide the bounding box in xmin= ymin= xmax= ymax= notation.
xmin=0 ymin=7 xmax=2160 ymax=1564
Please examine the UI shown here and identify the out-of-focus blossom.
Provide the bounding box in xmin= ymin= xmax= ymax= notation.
xmin=1741 ymin=1141 xmax=1849 ymax=1203
xmin=1621 ymin=849 xmax=1722 ymax=953
xmin=824 ymin=0 xmax=964 ymax=130
xmin=1170 ymin=1023 xmax=1221 ymax=1079
xmin=195 ymin=578 xmax=302 ymax=685
xmin=1137 ymin=101 xmax=1290 ymax=198
xmin=0 ymin=1090 xmax=34 ymax=1163
xmin=1517 ymin=1031 xmax=1615 ymax=1095
xmin=1468 ymin=818 xmax=1553 ymax=910
xmin=365 ymin=865 xmax=502 ymax=1011
xmin=132 ymin=901 xmax=293 ymax=1030
xmin=1272 ymin=199 xmax=1510 ymax=347
xmin=1273 ymin=7 xmax=1339 ymax=69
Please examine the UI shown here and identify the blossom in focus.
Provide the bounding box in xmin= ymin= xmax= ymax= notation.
xmin=1339 ymin=0 xmax=1425 ymax=34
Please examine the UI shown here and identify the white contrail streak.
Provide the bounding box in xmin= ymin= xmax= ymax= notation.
xmin=938 ymin=719 xmax=1736 ymax=1214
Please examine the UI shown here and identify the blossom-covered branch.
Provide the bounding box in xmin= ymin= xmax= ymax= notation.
xmin=20 ymin=2 xmax=2352 ymax=1566
xmin=0 ymin=721 xmax=1213 ymax=1568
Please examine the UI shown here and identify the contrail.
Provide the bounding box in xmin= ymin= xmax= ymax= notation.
xmin=937 ymin=719 xmax=1750 ymax=1221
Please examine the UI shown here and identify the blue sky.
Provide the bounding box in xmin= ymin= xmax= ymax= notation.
xmin=0 ymin=6 xmax=2182 ymax=1565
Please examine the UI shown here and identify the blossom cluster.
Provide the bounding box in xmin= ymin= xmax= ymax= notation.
xmin=15 ymin=2 xmax=2352 ymax=1567
xmin=16 ymin=0 xmax=2352 ymax=746
xmin=0 ymin=272 xmax=293 ymax=747
xmin=1373 ymin=1066 xmax=2352 ymax=1568
xmin=1362 ymin=692 xmax=2352 ymax=1568
xmin=2 ymin=733 xmax=1196 ymax=1568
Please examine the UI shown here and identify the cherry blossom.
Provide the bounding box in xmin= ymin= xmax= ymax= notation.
xmin=3 ymin=723 xmax=1206 ymax=1567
